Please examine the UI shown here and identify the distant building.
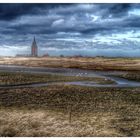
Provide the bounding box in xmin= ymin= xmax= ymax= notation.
xmin=31 ymin=37 xmax=38 ymax=57
xmin=16 ymin=54 xmax=31 ymax=57
xmin=42 ymin=53 xmax=49 ymax=57
xmin=73 ymin=55 xmax=83 ymax=58
xmin=60 ymin=54 xmax=64 ymax=57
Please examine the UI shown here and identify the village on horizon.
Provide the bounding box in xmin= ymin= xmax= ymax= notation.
xmin=15 ymin=37 xmax=84 ymax=58
xmin=15 ymin=37 xmax=137 ymax=59
xmin=15 ymin=37 xmax=97 ymax=58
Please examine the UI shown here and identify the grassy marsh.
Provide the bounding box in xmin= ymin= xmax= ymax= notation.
xmin=0 ymin=71 xmax=115 ymax=85
xmin=0 ymin=61 xmax=140 ymax=137
xmin=114 ymin=71 xmax=140 ymax=82
xmin=0 ymin=85 xmax=140 ymax=136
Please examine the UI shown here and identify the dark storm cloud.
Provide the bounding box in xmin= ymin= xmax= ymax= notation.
xmin=123 ymin=15 xmax=140 ymax=28
xmin=0 ymin=4 xmax=133 ymax=30
xmin=0 ymin=3 xmax=133 ymax=21
xmin=97 ymin=4 xmax=132 ymax=18
xmin=0 ymin=3 xmax=140 ymax=56
xmin=0 ymin=4 xmax=74 ymax=21
xmin=0 ymin=3 xmax=135 ymax=36
xmin=0 ymin=4 xmax=42 ymax=20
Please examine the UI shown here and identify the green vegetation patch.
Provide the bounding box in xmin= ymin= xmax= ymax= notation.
xmin=114 ymin=71 xmax=140 ymax=82
xmin=0 ymin=71 xmax=115 ymax=85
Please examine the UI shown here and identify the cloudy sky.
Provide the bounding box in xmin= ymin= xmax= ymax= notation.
xmin=0 ymin=3 xmax=140 ymax=57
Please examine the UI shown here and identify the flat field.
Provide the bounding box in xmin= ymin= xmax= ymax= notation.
xmin=0 ymin=85 xmax=140 ymax=137
xmin=0 ymin=57 xmax=140 ymax=136
xmin=0 ymin=56 xmax=140 ymax=71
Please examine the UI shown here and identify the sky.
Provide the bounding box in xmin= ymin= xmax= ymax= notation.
xmin=0 ymin=3 xmax=140 ymax=57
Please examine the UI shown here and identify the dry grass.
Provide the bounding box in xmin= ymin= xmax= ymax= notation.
xmin=0 ymin=108 xmax=122 ymax=137
xmin=0 ymin=85 xmax=140 ymax=136
xmin=1 ymin=56 xmax=140 ymax=71
xmin=0 ymin=57 xmax=140 ymax=136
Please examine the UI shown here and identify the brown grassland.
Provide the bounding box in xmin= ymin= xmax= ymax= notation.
xmin=0 ymin=56 xmax=140 ymax=71
xmin=0 ymin=57 xmax=140 ymax=137
xmin=0 ymin=85 xmax=140 ymax=137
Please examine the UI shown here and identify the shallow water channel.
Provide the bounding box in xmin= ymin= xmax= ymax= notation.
xmin=0 ymin=64 xmax=140 ymax=88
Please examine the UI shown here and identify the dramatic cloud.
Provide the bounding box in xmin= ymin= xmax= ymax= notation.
xmin=0 ymin=3 xmax=140 ymax=57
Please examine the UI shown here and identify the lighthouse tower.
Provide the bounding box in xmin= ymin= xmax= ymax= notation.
xmin=31 ymin=37 xmax=38 ymax=57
